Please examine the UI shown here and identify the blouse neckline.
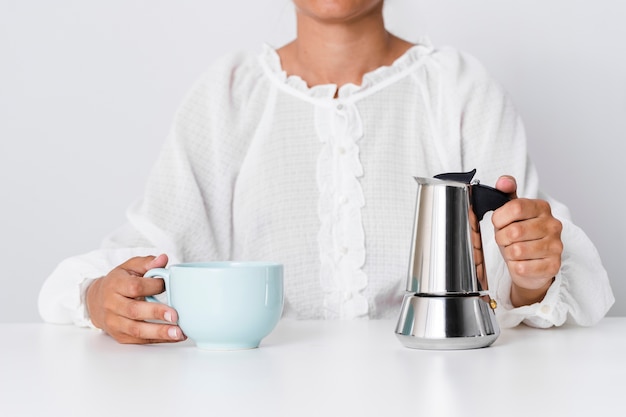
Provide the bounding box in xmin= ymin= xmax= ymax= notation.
xmin=259 ymin=37 xmax=435 ymax=102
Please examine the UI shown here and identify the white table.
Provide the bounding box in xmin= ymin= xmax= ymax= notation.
xmin=1 ymin=318 xmax=624 ymax=417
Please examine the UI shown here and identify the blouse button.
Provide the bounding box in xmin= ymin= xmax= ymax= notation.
xmin=339 ymin=196 xmax=349 ymax=205
xmin=336 ymin=103 xmax=344 ymax=111
xmin=337 ymin=146 xmax=347 ymax=155
xmin=340 ymin=246 xmax=349 ymax=255
xmin=540 ymin=305 xmax=552 ymax=314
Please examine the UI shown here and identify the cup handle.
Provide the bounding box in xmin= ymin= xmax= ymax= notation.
xmin=143 ymin=268 xmax=170 ymax=304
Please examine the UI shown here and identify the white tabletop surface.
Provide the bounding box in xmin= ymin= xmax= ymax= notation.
xmin=1 ymin=318 xmax=625 ymax=417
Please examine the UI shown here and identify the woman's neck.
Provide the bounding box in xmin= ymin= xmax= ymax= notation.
xmin=277 ymin=6 xmax=413 ymax=91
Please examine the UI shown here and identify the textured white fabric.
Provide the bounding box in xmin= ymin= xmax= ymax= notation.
xmin=38 ymin=39 xmax=614 ymax=327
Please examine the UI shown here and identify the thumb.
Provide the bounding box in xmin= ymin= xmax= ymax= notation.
xmin=121 ymin=254 xmax=169 ymax=276
xmin=495 ymin=175 xmax=518 ymax=199
xmin=147 ymin=253 xmax=169 ymax=269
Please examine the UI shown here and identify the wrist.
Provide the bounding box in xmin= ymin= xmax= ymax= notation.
xmin=83 ymin=277 xmax=102 ymax=327
xmin=73 ymin=276 xmax=102 ymax=329
xmin=510 ymin=277 xmax=555 ymax=307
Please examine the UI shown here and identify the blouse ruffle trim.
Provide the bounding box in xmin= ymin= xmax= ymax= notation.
xmin=315 ymin=103 xmax=368 ymax=319
xmin=260 ymin=37 xmax=434 ymax=99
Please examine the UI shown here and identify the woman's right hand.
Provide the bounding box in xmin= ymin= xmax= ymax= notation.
xmin=85 ymin=254 xmax=186 ymax=344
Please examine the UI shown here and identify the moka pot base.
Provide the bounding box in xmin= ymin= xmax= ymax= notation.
xmin=395 ymin=293 xmax=500 ymax=350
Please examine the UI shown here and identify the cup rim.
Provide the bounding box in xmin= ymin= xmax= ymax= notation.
xmin=169 ymin=261 xmax=282 ymax=270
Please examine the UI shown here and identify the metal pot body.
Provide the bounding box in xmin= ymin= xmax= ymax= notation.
xmin=396 ymin=177 xmax=499 ymax=350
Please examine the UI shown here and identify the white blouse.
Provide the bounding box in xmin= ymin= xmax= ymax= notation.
xmin=38 ymin=39 xmax=614 ymax=329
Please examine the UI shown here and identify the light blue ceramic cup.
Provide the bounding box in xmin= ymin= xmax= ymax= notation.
xmin=144 ymin=262 xmax=283 ymax=350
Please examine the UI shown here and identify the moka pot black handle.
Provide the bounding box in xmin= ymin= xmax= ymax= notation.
xmin=434 ymin=169 xmax=510 ymax=221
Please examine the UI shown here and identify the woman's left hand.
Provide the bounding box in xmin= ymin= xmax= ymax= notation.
xmin=492 ymin=175 xmax=563 ymax=306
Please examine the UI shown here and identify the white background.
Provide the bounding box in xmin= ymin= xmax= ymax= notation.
xmin=1 ymin=0 xmax=624 ymax=322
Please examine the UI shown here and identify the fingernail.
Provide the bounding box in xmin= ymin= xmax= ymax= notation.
xmin=150 ymin=254 xmax=165 ymax=266
xmin=168 ymin=327 xmax=180 ymax=340
xmin=164 ymin=311 xmax=173 ymax=323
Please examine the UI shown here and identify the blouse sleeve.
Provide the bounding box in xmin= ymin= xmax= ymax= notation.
xmin=448 ymin=49 xmax=615 ymax=327
xmin=38 ymin=52 xmax=264 ymax=326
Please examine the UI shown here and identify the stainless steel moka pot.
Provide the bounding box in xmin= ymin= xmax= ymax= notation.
xmin=395 ymin=169 xmax=510 ymax=349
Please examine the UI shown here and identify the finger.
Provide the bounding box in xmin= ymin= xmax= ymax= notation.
xmin=148 ymin=253 xmax=169 ymax=269
xmin=494 ymin=217 xmax=553 ymax=247
xmin=492 ymin=199 xmax=550 ymax=229
xmin=117 ymin=275 xmax=166 ymax=299
xmin=500 ymin=237 xmax=563 ymax=263
xmin=119 ymin=254 xmax=169 ymax=277
xmin=121 ymin=298 xmax=179 ymax=324
xmin=505 ymin=258 xmax=561 ymax=289
xmin=495 ymin=175 xmax=518 ymax=199
xmin=113 ymin=317 xmax=186 ymax=344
